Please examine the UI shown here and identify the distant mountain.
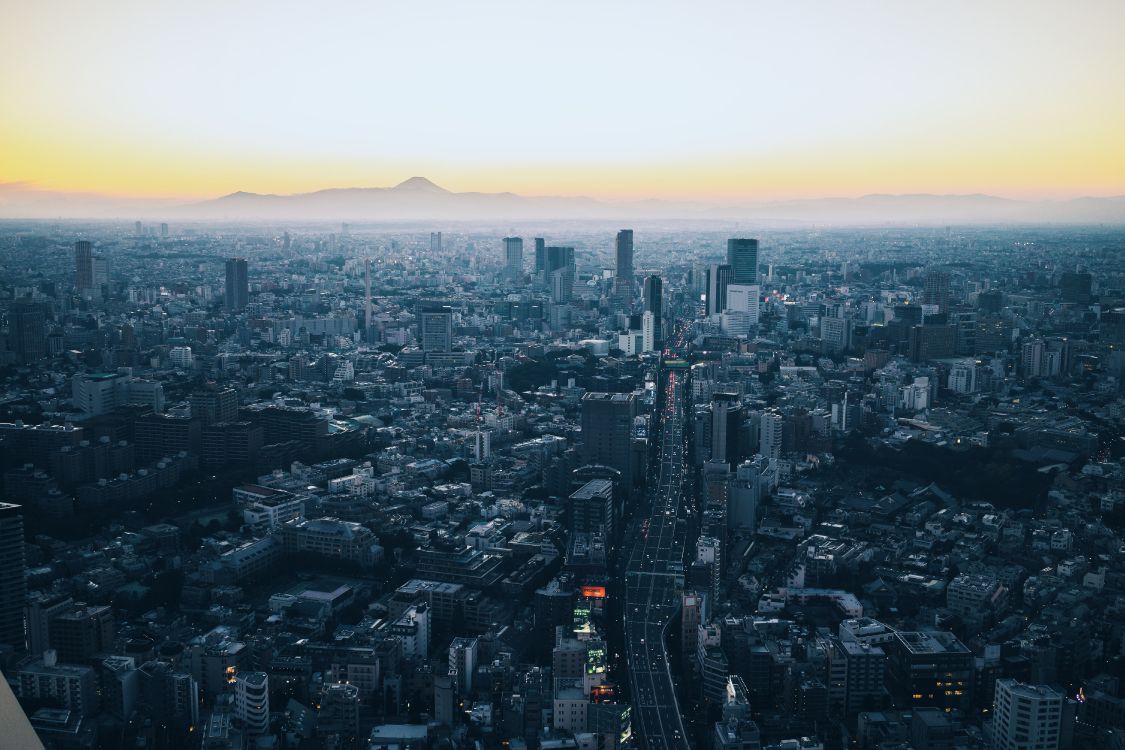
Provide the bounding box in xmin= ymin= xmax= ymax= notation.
xmin=184 ymin=177 xmax=609 ymax=222
xmin=2 ymin=177 xmax=1124 ymax=224
xmin=179 ymin=180 xmax=1125 ymax=224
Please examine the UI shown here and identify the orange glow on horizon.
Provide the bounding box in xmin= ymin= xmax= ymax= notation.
xmin=4 ymin=2 xmax=1125 ymax=204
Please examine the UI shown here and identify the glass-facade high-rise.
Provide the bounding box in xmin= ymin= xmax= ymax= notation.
xmin=225 ymin=257 xmax=249 ymax=312
xmin=504 ymin=237 xmax=524 ymax=282
xmin=726 ymin=238 xmax=759 ymax=285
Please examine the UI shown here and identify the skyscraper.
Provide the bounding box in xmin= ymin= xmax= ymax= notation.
xmin=419 ymin=305 xmax=453 ymax=352
xmin=224 ymin=257 xmax=249 ymax=312
xmin=706 ymin=264 xmax=733 ymax=316
xmin=614 ymin=229 xmax=634 ymax=308
xmin=727 ymin=238 xmax=759 ymax=285
xmin=74 ymin=240 xmax=94 ymax=290
xmin=580 ymin=392 xmax=637 ymax=490
xmin=710 ymin=393 xmax=741 ymax=463
xmin=642 ymin=310 xmax=655 ymax=353
xmin=504 ymin=236 xmax=524 ymax=282
xmin=534 ymin=237 xmax=546 ymax=275
xmin=364 ymin=257 xmax=373 ymax=334
xmin=0 ymin=503 xmax=27 ymax=649
xmin=643 ymin=274 xmax=663 ymax=348
xmin=546 ymin=246 xmax=575 ymax=304
xmin=923 ymin=269 xmax=951 ymax=312
xmin=8 ymin=299 xmax=47 ymax=364
xmin=725 ymin=283 xmax=760 ymax=325
xmin=430 ymin=231 xmax=443 ymax=252
xmin=992 ymin=679 xmax=1067 ymax=750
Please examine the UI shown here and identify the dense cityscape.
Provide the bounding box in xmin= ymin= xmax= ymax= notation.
xmin=0 ymin=218 xmax=1122 ymax=750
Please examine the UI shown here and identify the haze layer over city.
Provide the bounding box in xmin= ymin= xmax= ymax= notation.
xmin=1 ymin=3 xmax=1125 ymax=750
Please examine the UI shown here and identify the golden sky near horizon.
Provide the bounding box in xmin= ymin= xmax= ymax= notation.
xmin=2 ymin=1 xmax=1124 ymax=201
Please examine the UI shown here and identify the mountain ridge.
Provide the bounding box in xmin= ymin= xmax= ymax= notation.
xmin=1 ymin=178 xmax=1123 ymax=224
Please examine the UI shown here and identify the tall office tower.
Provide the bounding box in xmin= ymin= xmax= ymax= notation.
xmin=580 ymin=392 xmax=637 ymax=490
xmin=9 ymin=299 xmax=47 ymax=364
xmin=760 ymin=411 xmax=783 ymax=459
xmin=641 ymin=311 xmax=655 ymax=353
xmin=419 ymin=305 xmax=453 ymax=352
xmin=992 ymin=679 xmax=1066 ymax=750
xmin=546 ymin=245 xmax=575 ymax=276
xmin=614 ymin=229 xmax=634 ymax=308
xmin=727 ymin=238 xmax=759 ymax=284
xmin=710 ymin=393 xmax=741 ymax=463
xmin=643 ymin=275 xmax=663 ymax=347
xmin=160 ymin=222 xmax=169 ymax=237
xmin=364 ymin=258 xmax=373 ymax=334
xmin=224 ymin=257 xmax=249 ymax=312
xmin=134 ymin=220 xmax=143 ymax=236
xmin=430 ymin=231 xmax=443 ymax=252
xmin=923 ymin=269 xmax=951 ymax=312
xmin=725 ymin=283 xmax=760 ymax=324
xmin=93 ymin=256 xmax=109 ymax=292
xmin=503 ymin=236 xmax=524 ymax=282
xmin=234 ymin=671 xmax=270 ymax=735
xmin=546 ymin=246 xmax=575 ymax=303
xmin=0 ymin=503 xmax=27 ymax=649
xmin=75 ymin=240 xmax=94 ymax=290
xmin=534 ymin=237 xmax=546 ymax=275
xmin=706 ymin=264 xmax=733 ymax=316
xmin=550 ymin=271 xmax=569 ymax=306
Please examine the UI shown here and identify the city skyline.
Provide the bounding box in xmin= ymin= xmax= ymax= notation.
xmin=3 ymin=1 xmax=1125 ymax=205
xmin=1 ymin=3 xmax=1123 ymax=748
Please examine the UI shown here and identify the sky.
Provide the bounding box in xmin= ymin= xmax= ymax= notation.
xmin=2 ymin=0 xmax=1124 ymax=202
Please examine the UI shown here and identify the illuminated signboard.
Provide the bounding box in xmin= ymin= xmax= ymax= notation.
xmin=580 ymin=586 xmax=606 ymax=599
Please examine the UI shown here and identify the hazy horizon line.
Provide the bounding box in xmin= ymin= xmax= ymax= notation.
xmin=3 ymin=178 xmax=1124 ymax=205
